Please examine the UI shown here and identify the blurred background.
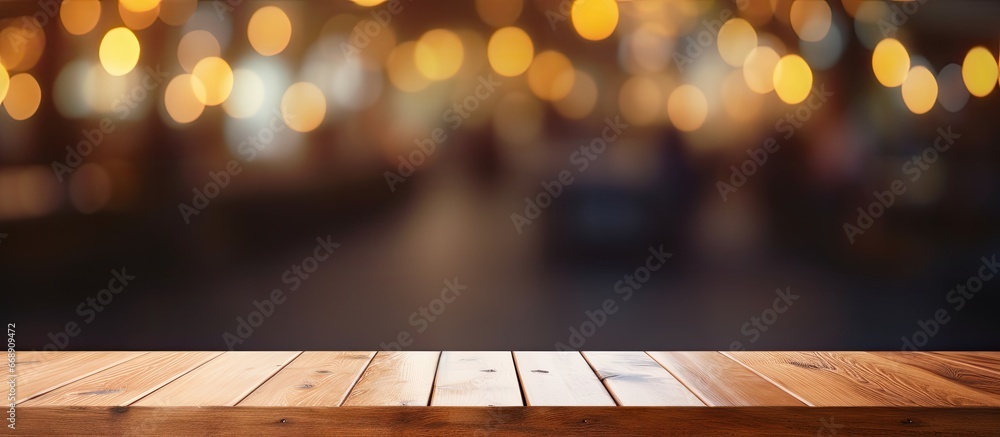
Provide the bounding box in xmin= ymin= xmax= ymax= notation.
xmin=2 ymin=0 xmax=1000 ymax=351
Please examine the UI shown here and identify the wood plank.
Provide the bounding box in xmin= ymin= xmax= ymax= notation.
xmin=239 ymin=352 xmax=375 ymax=406
xmin=18 ymin=352 xmax=147 ymax=401
xmin=580 ymin=351 xmax=704 ymax=406
xmin=647 ymin=351 xmax=805 ymax=407
xmin=22 ymin=352 xmax=221 ymax=407
xmin=342 ymin=351 xmax=439 ymax=406
xmin=132 ymin=352 xmax=299 ymax=406
xmin=931 ymin=352 xmax=1000 ymax=373
xmin=871 ymin=352 xmax=1000 ymax=398
xmin=725 ymin=352 xmax=1000 ymax=407
xmin=18 ymin=406 xmax=1000 ymax=436
xmin=512 ymin=351 xmax=615 ymax=406
xmin=431 ymin=352 xmax=522 ymax=406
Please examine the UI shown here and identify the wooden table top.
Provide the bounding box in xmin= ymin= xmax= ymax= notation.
xmin=12 ymin=351 xmax=1000 ymax=435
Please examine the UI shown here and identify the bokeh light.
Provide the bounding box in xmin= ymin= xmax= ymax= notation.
xmin=789 ymin=0 xmax=832 ymax=42
xmin=0 ymin=22 xmax=45 ymax=72
xmin=192 ymin=56 xmax=234 ymax=106
xmin=937 ymin=63 xmax=969 ymax=113
xmin=717 ymin=18 xmax=757 ymax=67
xmin=54 ymin=60 xmax=91 ymax=118
xmin=387 ymin=41 xmax=431 ymax=92
xmin=488 ymin=27 xmax=534 ymax=77
xmin=962 ymin=46 xmax=998 ymax=98
xmin=571 ymin=0 xmax=619 ymax=41
xmin=158 ymin=0 xmax=198 ymax=26
xmin=618 ymin=75 xmax=662 ymax=126
xmin=248 ymin=6 xmax=292 ymax=56
xmin=281 ymin=82 xmax=327 ymax=133
xmin=872 ymin=38 xmax=909 ymax=87
xmin=722 ymin=70 xmax=763 ymax=123
xmin=743 ymin=46 xmax=780 ymax=94
xmin=3 ymin=73 xmax=41 ymax=121
xmin=178 ymin=30 xmax=221 ymax=73
xmin=901 ymin=66 xmax=937 ymax=114
xmin=667 ymin=84 xmax=708 ymax=132
xmin=59 ymin=0 xmax=101 ymax=36
xmin=773 ymin=54 xmax=813 ymax=104
xmin=164 ymin=74 xmax=206 ymax=124
xmin=527 ymin=50 xmax=575 ymax=101
xmin=554 ymin=69 xmax=597 ymax=119
xmin=0 ymin=65 xmax=7 ymax=104
xmin=223 ymin=69 xmax=265 ymax=119
xmin=120 ymin=0 xmax=160 ymax=12
xmin=99 ymin=27 xmax=140 ymax=76
xmin=476 ymin=0 xmax=523 ymax=28
xmin=118 ymin=0 xmax=160 ymax=30
xmin=415 ymin=29 xmax=464 ymax=81
xmin=351 ymin=0 xmax=387 ymax=5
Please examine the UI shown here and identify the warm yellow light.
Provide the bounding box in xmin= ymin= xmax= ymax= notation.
xmin=618 ymin=75 xmax=662 ymax=126
xmin=164 ymin=74 xmax=205 ymax=124
xmin=248 ymin=6 xmax=292 ymax=56
xmin=527 ymin=50 xmax=574 ymax=101
xmin=177 ymin=30 xmax=220 ymax=73
xmin=351 ymin=0 xmax=387 ymax=6
xmin=3 ymin=73 xmax=40 ymax=121
xmin=415 ymin=29 xmax=464 ymax=81
xmin=0 ymin=24 xmax=45 ymax=72
xmin=962 ymin=46 xmax=998 ymax=98
xmin=60 ymin=0 xmax=101 ymax=36
xmin=223 ymin=69 xmax=265 ymax=119
xmin=118 ymin=0 xmax=160 ymax=30
xmin=476 ymin=0 xmax=523 ymax=28
xmin=667 ymin=84 xmax=708 ymax=132
xmin=386 ymin=41 xmax=430 ymax=92
xmin=488 ymin=27 xmax=533 ymax=77
xmin=717 ymin=18 xmax=757 ymax=67
xmin=99 ymin=27 xmax=140 ymax=76
xmin=901 ymin=66 xmax=937 ymax=114
xmin=192 ymin=57 xmax=233 ymax=106
xmin=0 ymin=66 xmax=8 ymax=104
xmin=773 ymin=54 xmax=813 ymax=104
xmin=789 ymin=0 xmax=831 ymax=42
xmin=281 ymin=82 xmax=327 ymax=133
xmin=872 ymin=38 xmax=909 ymax=87
xmin=743 ymin=46 xmax=780 ymax=94
xmin=158 ymin=0 xmax=197 ymax=26
xmin=554 ymin=69 xmax=597 ymax=119
xmin=571 ymin=0 xmax=619 ymax=41
xmin=120 ymin=0 xmax=160 ymax=13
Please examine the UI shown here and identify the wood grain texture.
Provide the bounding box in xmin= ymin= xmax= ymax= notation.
xmin=132 ymin=352 xmax=299 ymax=406
xmin=22 ymin=352 xmax=221 ymax=407
xmin=581 ymin=351 xmax=704 ymax=406
xmin=17 ymin=352 xmax=147 ymax=401
xmin=431 ymin=352 xmax=522 ymax=406
xmin=647 ymin=351 xmax=805 ymax=406
xmin=239 ymin=352 xmax=375 ymax=406
xmin=725 ymin=352 xmax=1000 ymax=407
xmin=871 ymin=352 xmax=1000 ymax=398
xmin=17 ymin=406 xmax=1000 ymax=436
xmin=342 ymin=351 xmax=440 ymax=406
xmin=931 ymin=352 xmax=1000 ymax=373
xmin=513 ymin=351 xmax=615 ymax=406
